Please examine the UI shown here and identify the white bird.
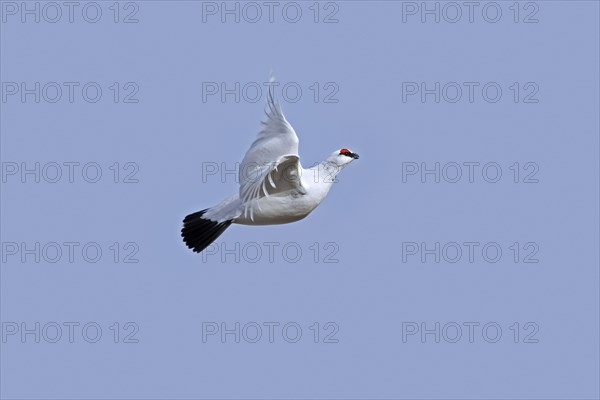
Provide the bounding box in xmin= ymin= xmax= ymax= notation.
xmin=182 ymin=79 xmax=359 ymax=253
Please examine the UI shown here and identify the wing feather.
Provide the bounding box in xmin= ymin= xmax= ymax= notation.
xmin=240 ymin=155 xmax=304 ymax=220
xmin=238 ymin=78 xmax=301 ymax=219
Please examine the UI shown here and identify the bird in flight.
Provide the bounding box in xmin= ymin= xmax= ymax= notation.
xmin=182 ymin=79 xmax=359 ymax=253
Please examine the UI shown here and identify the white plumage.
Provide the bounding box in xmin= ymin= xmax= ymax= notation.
xmin=182 ymin=77 xmax=359 ymax=253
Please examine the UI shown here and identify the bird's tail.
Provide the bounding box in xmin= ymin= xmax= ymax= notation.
xmin=181 ymin=209 xmax=233 ymax=253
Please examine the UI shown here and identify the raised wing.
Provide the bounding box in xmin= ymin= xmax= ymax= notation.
xmin=238 ymin=80 xmax=301 ymax=219
xmin=239 ymin=81 xmax=299 ymax=184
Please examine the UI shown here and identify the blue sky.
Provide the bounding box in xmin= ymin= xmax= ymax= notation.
xmin=1 ymin=1 xmax=599 ymax=398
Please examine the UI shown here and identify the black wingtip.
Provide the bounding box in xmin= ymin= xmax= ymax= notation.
xmin=181 ymin=210 xmax=232 ymax=253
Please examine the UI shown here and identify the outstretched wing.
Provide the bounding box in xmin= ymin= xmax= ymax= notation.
xmin=238 ymin=79 xmax=302 ymax=219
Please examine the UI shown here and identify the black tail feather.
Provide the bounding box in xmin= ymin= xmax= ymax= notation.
xmin=181 ymin=209 xmax=232 ymax=253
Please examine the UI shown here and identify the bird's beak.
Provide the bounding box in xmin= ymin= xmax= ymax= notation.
xmin=350 ymin=152 xmax=360 ymax=159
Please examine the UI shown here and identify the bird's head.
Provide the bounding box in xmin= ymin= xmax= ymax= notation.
xmin=327 ymin=148 xmax=360 ymax=167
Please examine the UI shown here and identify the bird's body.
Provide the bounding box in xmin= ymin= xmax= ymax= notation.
xmin=207 ymin=162 xmax=336 ymax=226
xmin=182 ymin=78 xmax=359 ymax=253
